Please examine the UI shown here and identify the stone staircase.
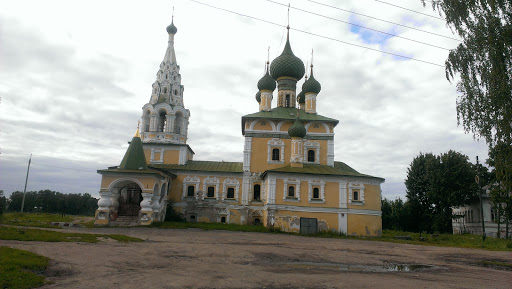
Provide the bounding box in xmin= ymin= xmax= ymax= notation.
xmin=110 ymin=216 xmax=139 ymax=226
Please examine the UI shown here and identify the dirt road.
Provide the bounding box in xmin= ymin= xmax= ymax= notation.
xmin=2 ymin=227 xmax=511 ymax=288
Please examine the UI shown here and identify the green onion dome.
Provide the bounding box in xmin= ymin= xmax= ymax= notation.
xmin=166 ymin=21 xmax=177 ymax=34
xmin=255 ymin=91 xmax=261 ymax=103
xmin=270 ymin=32 xmax=305 ymax=81
xmin=297 ymin=91 xmax=305 ymax=104
xmin=288 ymin=117 xmax=307 ymax=138
xmin=257 ymin=71 xmax=276 ymax=91
xmin=302 ymin=69 xmax=321 ymax=94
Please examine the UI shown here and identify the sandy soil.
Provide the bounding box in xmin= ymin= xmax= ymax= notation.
xmin=2 ymin=227 xmax=511 ymax=289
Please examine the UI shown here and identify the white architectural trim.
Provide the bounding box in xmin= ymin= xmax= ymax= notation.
xmin=308 ymin=180 xmax=325 ymax=202
xmin=267 ymin=177 xmax=276 ymax=204
xmin=150 ymin=148 xmax=164 ymax=164
xmin=203 ymin=176 xmax=220 ymax=200
xmin=339 ymin=181 xmax=348 ymax=208
xmin=222 ymin=178 xmax=240 ymax=201
xmin=305 ymin=122 xmax=330 ymax=133
xmin=267 ymin=138 xmax=285 ymax=164
xmin=327 ymin=139 xmax=335 ymax=167
xmin=303 ymin=141 xmax=320 ymax=164
xmin=283 ymin=178 xmax=301 ymax=201
xmin=243 ymin=137 xmax=252 ymax=172
xmin=182 ymin=176 xmax=200 ymax=199
xmin=248 ymin=119 xmax=276 ymax=131
xmin=348 ymin=183 xmax=365 ymax=205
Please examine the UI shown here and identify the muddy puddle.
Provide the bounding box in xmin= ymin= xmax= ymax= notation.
xmin=283 ymin=262 xmax=436 ymax=272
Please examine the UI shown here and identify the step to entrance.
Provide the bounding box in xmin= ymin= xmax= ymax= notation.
xmin=110 ymin=216 xmax=139 ymax=227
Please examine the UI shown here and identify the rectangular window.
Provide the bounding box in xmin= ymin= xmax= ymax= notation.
xmin=272 ymin=148 xmax=280 ymax=161
xmin=308 ymin=150 xmax=315 ymax=162
xmin=187 ymin=185 xmax=195 ymax=197
xmin=253 ymin=184 xmax=261 ymax=200
xmin=227 ymin=187 xmax=235 ymax=199
xmin=207 ymin=186 xmax=215 ymax=198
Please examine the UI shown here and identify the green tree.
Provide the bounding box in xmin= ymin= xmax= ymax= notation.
xmin=0 ymin=190 xmax=6 ymax=215
xmin=405 ymin=151 xmax=478 ymax=233
xmin=421 ymin=0 xmax=512 ymax=229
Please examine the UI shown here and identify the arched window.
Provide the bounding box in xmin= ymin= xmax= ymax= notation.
xmin=157 ymin=110 xmax=166 ymax=132
xmin=143 ymin=110 xmax=150 ymax=132
xmin=313 ymin=188 xmax=319 ymax=199
xmin=308 ymin=150 xmax=315 ymax=162
xmin=227 ymin=188 xmax=235 ymax=199
xmin=253 ymin=184 xmax=261 ymax=200
xmin=174 ymin=89 xmax=178 ymax=95
xmin=174 ymin=112 xmax=182 ymax=134
xmin=288 ymin=186 xmax=295 ymax=197
xmin=187 ymin=185 xmax=195 ymax=197
xmin=163 ymin=87 xmax=167 ymax=93
xmin=285 ymin=94 xmax=290 ymax=107
xmin=272 ymin=148 xmax=280 ymax=161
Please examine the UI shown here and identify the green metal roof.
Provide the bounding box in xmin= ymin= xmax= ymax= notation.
xmin=269 ymin=31 xmax=305 ymax=81
xmin=119 ymin=136 xmax=148 ymax=170
xmin=262 ymin=161 xmax=384 ymax=181
xmin=242 ymin=107 xmax=339 ymax=134
xmin=302 ymin=70 xmax=321 ymax=94
xmin=150 ymin=160 xmax=243 ymax=173
xmin=257 ymin=71 xmax=276 ymax=92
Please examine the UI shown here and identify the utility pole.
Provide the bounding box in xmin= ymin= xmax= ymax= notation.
xmin=476 ymin=156 xmax=486 ymax=241
xmin=21 ymin=154 xmax=32 ymax=213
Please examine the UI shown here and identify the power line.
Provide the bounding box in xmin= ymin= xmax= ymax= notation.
xmin=306 ymin=0 xmax=460 ymax=42
xmin=374 ymin=0 xmax=445 ymax=20
xmin=188 ymin=0 xmax=445 ymax=68
xmin=266 ymin=0 xmax=451 ymax=51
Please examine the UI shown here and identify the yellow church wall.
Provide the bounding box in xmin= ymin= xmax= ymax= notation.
xmin=278 ymin=121 xmax=293 ymax=132
xmin=347 ymin=214 xmax=382 ymax=236
xmin=306 ymin=123 xmax=328 ymax=133
xmin=253 ymin=120 xmax=274 ymax=131
xmin=163 ymin=149 xmax=180 ymax=164
xmin=347 ymin=184 xmax=381 ymax=211
xmin=143 ymin=149 xmax=151 ymax=164
xmin=250 ymin=137 xmax=293 ymax=172
xmin=167 ymin=174 xmax=244 ymax=204
xmin=273 ymin=210 xmax=339 ymax=233
xmin=153 ymin=152 xmax=161 ymax=161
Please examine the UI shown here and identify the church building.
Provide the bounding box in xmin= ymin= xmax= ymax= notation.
xmin=94 ymin=17 xmax=385 ymax=236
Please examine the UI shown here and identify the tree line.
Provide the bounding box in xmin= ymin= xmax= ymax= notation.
xmin=0 ymin=190 xmax=98 ymax=216
xmin=383 ymin=150 xmax=511 ymax=237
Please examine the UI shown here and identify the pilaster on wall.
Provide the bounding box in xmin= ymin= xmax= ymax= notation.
xmin=327 ymin=139 xmax=335 ymax=167
xmin=267 ymin=177 xmax=276 ymax=204
xmin=243 ymin=137 xmax=252 ymax=172
xmin=339 ymin=181 xmax=347 ymax=208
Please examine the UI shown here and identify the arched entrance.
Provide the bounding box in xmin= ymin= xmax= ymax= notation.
xmin=118 ymin=183 xmax=142 ymax=216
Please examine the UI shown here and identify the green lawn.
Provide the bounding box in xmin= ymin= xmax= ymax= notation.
xmin=0 ymin=247 xmax=49 ymax=289
xmin=0 ymin=226 xmax=143 ymax=243
xmin=150 ymin=221 xmax=278 ymax=233
xmin=0 ymin=213 xmax=79 ymax=228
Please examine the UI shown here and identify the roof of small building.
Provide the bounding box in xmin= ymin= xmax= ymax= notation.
xmin=119 ymin=132 xmax=148 ymax=170
xmin=150 ymin=160 xmax=243 ymax=173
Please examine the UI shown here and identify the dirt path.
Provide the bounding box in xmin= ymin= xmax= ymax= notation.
xmin=2 ymin=227 xmax=511 ymax=289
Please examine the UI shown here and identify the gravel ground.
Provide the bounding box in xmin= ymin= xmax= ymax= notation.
xmin=2 ymin=226 xmax=511 ymax=289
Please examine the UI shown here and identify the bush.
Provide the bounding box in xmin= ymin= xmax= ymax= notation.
xmin=164 ymin=201 xmax=185 ymax=222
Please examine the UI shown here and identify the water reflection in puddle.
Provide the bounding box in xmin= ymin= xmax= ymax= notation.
xmin=284 ymin=262 xmax=434 ymax=272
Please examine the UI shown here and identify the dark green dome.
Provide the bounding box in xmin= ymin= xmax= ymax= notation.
xmin=302 ymin=69 xmax=321 ymax=94
xmin=255 ymin=91 xmax=261 ymax=103
xmin=270 ymin=32 xmax=305 ymax=81
xmin=257 ymin=71 xmax=276 ymax=91
xmin=297 ymin=91 xmax=305 ymax=103
xmin=288 ymin=117 xmax=306 ymax=138
xmin=166 ymin=21 xmax=177 ymax=34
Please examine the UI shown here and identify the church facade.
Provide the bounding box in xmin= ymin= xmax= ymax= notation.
xmin=94 ymin=18 xmax=385 ymax=236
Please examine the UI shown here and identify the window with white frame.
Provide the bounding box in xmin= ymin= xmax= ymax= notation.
xmin=222 ymin=178 xmax=240 ymax=201
xmin=182 ymin=176 xmax=200 ymax=199
xmin=303 ymin=141 xmax=320 ymax=164
xmin=253 ymin=184 xmax=261 ymax=201
xmin=308 ymin=180 xmax=325 ymax=202
xmin=203 ymin=176 xmax=220 ymax=200
xmin=283 ymin=178 xmax=301 ymax=201
xmin=267 ymin=138 xmax=285 ymax=164
xmin=348 ymin=183 xmax=365 ymax=205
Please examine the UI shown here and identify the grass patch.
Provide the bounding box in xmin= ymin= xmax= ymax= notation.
xmin=151 ymin=221 xmax=279 ymax=233
xmin=0 ymin=226 xmax=143 ymax=243
xmin=0 ymin=247 xmax=49 ymax=289
xmin=0 ymin=213 xmax=78 ymax=228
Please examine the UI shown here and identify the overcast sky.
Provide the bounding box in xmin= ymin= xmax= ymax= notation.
xmin=0 ymin=0 xmax=488 ymax=199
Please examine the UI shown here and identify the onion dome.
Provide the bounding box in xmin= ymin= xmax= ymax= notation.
xmin=288 ymin=117 xmax=306 ymax=138
xmin=255 ymin=91 xmax=261 ymax=103
xmin=270 ymin=30 xmax=305 ymax=81
xmin=297 ymin=91 xmax=305 ymax=104
xmin=166 ymin=20 xmax=177 ymax=34
xmin=302 ymin=67 xmax=321 ymax=94
xmin=257 ymin=71 xmax=276 ymax=91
